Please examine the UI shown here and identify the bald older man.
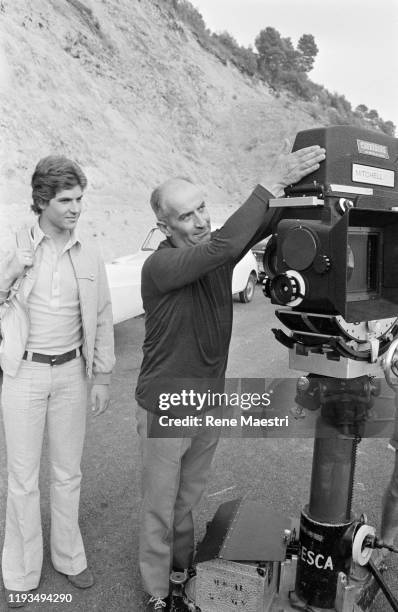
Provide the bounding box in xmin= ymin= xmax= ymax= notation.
xmin=135 ymin=144 xmax=326 ymax=612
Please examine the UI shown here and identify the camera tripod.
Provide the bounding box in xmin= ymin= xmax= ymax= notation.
xmin=288 ymin=373 xmax=398 ymax=612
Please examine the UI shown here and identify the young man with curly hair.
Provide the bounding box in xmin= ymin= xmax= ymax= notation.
xmin=0 ymin=156 xmax=115 ymax=608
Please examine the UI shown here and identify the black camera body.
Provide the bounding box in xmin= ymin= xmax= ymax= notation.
xmin=263 ymin=126 xmax=398 ymax=376
xmin=264 ymin=126 xmax=398 ymax=322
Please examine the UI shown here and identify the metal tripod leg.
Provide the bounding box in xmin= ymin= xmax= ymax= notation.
xmin=366 ymin=559 xmax=398 ymax=612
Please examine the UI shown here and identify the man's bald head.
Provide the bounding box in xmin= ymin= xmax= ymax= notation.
xmin=150 ymin=177 xmax=195 ymax=221
xmin=149 ymin=177 xmax=211 ymax=248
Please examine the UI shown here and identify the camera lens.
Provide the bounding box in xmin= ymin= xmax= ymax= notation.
xmin=282 ymin=227 xmax=318 ymax=271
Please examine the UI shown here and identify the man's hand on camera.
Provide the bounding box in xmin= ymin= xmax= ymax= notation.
xmin=263 ymin=140 xmax=326 ymax=197
xmin=1 ymin=248 xmax=34 ymax=288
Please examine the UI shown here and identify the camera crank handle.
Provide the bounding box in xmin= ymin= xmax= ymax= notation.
xmin=366 ymin=536 xmax=398 ymax=555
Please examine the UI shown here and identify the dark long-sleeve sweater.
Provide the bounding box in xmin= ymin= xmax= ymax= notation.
xmin=135 ymin=184 xmax=276 ymax=413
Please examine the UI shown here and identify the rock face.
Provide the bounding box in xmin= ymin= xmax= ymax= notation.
xmin=0 ymin=0 xmax=320 ymax=259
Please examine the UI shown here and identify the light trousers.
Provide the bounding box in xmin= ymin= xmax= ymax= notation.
xmin=136 ymin=405 xmax=220 ymax=598
xmin=1 ymin=357 xmax=88 ymax=590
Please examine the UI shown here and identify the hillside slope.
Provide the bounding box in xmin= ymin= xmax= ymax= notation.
xmin=0 ymin=0 xmax=322 ymax=259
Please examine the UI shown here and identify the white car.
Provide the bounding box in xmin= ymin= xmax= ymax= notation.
xmin=106 ymin=227 xmax=258 ymax=324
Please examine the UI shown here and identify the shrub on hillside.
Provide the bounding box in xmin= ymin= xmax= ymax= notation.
xmin=381 ymin=120 xmax=396 ymax=136
xmin=213 ymin=32 xmax=257 ymax=75
xmin=277 ymin=70 xmax=313 ymax=100
xmin=326 ymin=107 xmax=351 ymax=125
xmin=163 ymin=0 xmax=395 ymax=135
xmin=305 ymin=102 xmax=322 ymax=120
xmin=165 ymin=0 xmax=208 ymax=37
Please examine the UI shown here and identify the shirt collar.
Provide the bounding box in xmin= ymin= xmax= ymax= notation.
xmin=32 ymin=222 xmax=81 ymax=252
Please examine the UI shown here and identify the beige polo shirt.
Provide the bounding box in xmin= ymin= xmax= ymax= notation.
xmin=26 ymin=224 xmax=83 ymax=355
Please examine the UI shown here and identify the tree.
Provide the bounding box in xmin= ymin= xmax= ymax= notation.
xmin=216 ymin=31 xmax=239 ymax=52
xmin=381 ymin=120 xmax=396 ymax=136
xmin=169 ymin=0 xmax=207 ymax=36
xmin=355 ymin=104 xmax=368 ymax=115
xmin=281 ymin=36 xmax=300 ymax=71
xmin=279 ymin=70 xmax=312 ymax=99
xmin=255 ymin=27 xmax=302 ymax=86
xmin=234 ymin=45 xmax=258 ymax=75
xmin=366 ymin=109 xmax=379 ymax=120
xmin=214 ymin=31 xmax=258 ymax=75
xmin=297 ymin=33 xmax=318 ymax=72
xmin=255 ymin=27 xmax=285 ymax=83
xmin=255 ymin=27 xmax=319 ymax=89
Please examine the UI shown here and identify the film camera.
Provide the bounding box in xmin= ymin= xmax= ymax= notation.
xmin=263 ymin=126 xmax=398 ymax=377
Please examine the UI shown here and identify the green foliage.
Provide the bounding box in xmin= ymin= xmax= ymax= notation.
xmin=367 ymin=109 xmax=379 ymax=120
xmin=255 ymin=27 xmax=317 ymax=80
xmin=234 ymin=46 xmax=258 ymax=75
xmin=255 ymin=27 xmax=300 ymax=86
xmin=255 ymin=27 xmax=285 ymax=75
xmin=254 ymin=26 xmax=318 ymax=97
xmin=162 ymin=0 xmax=258 ymax=75
xmin=278 ymin=71 xmax=312 ymax=100
xmin=166 ymin=0 xmax=207 ymax=37
xmin=326 ymin=107 xmax=351 ymax=125
xmin=329 ymin=92 xmax=352 ymax=117
xmin=381 ymin=120 xmax=396 ymax=136
xmin=297 ymin=34 xmax=318 ymax=72
xmin=355 ymin=104 xmax=368 ymax=115
xmin=352 ymin=104 xmax=395 ymax=133
xmin=162 ymin=0 xmax=395 ymax=135
xmin=305 ymin=102 xmax=321 ymax=120
xmin=213 ymin=31 xmax=257 ymax=74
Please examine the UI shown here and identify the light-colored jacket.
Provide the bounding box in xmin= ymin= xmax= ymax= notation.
xmin=0 ymin=228 xmax=115 ymax=383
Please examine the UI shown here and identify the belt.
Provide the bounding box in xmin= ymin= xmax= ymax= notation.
xmin=22 ymin=346 xmax=82 ymax=366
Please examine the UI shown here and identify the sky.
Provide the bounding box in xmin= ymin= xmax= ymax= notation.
xmin=192 ymin=0 xmax=398 ymax=129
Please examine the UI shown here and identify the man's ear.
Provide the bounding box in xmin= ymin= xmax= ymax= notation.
xmin=37 ymin=197 xmax=49 ymax=213
xmin=157 ymin=220 xmax=171 ymax=237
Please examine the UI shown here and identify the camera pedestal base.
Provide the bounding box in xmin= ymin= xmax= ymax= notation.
xmin=184 ymin=375 xmax=397 ymax=612
xmin=185 ymin=533 xmax=385 ymax=612
xmin=186 ymin=530 xmax=387 ymax=612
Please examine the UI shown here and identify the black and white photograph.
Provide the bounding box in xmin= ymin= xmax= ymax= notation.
xmin=0 ymin=0 xmax=398 ymax=610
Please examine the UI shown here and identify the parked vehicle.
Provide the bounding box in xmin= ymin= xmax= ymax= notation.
xmin=106 ymin=227 xmax=258 ymax=324
xmin=251 ymin=236 xmax=271 ymax=282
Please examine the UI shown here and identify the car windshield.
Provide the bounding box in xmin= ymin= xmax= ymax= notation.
xmin=141 ymin=228 xmax=164 ymax=251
